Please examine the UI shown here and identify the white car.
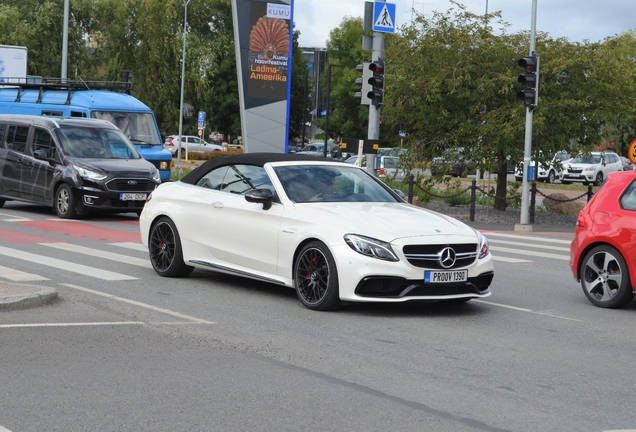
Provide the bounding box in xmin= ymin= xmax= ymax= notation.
xmin=139 ymin=154 xmax=494 ymax=311
xmin=560 ymin=151 xmax=623 ymax=186
xmin=346 ymin=154 xmax=408 ymax=181
xmin=514 ymin=150 xmax=571 ymax=183
xmin=164 ymin=135 xmax=223 ymax=155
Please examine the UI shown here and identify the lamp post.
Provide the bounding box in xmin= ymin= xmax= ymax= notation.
xmin=61 ymin=0 xmax=69 ymax=80
xmin=177 ymin=0 xmax=191 ymax=162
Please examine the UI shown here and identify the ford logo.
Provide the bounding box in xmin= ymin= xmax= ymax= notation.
xmin=128 ymin=180 xmax=138 ymax=185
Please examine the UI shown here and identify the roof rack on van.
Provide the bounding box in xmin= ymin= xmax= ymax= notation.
xmin=0 ymin=78 xmax=133 ymax=105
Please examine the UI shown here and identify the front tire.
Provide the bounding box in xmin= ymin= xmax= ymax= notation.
xmin=149 ymin=217 xmax=194 ymax=277
xmin=55 ymin=184 xmax=78 ymax=219
xmin=594 ymin=172 xmax=604 ymax=186
xmin=546 ymin=170 xmax=556 ymax=184
xmin=580 ymin=245 xmax=634 ymax=308
xmin=294 ymin=241 xmax=342 ymax=311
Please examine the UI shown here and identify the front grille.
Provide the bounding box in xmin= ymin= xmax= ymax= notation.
xmin=105 ymin=178 xmax=156 ymax=193
xmin=567 ymin=168 xmax=582 ymax=174
xmin=403 ymin=243 xmax=477 ymax=269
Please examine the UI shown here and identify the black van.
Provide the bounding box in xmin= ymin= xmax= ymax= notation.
xmin=0 ymin=114 xmax=161 ymax=218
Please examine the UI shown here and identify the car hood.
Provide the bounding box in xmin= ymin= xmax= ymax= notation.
xmin=293 ymin=202 xmax=477 ymax=241
xmin=566 ymin=162 xmax=600 ymax=170
xmin=68 ymin=157 xmax=156 ymax=177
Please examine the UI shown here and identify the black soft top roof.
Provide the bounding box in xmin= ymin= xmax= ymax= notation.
xmin=180 ymin=152 xmax=336 ymax=185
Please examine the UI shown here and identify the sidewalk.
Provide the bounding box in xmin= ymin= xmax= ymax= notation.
xmin=0 ymin=283 xmax=58 ymax=311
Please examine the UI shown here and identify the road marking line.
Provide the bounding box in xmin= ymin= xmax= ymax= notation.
xmin=0 ymin=425 xmax=13 ymax=432
xmin=483 ymin=231 xmax=572 ymax=244
xmin=40 ymin=243 xmax=151 ymax=268
xmin=489 ymin=245 xmax=569 ymax=261
xmin=0 ymin=245 xmax=137 ymax=281
xmin=60 ymin=283 xmax=215 ymax=324
xmin=0 ymin=322 xmax=146 ymax=328
xmin=489 ymin=239 xmax=570 ymax=252
xmin=0 ymin=264 xmax=50 ymax=282
xmin=474 ymin=300 xmax=582 ymax=322
xmin=492 ymin=256 xmax=533 ymax=263
xmin=109 ymin=242 xmax=148 ymax=252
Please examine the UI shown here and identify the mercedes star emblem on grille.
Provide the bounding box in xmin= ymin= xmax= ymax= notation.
xmin=438 ymin=247 xmax=457 ymax=269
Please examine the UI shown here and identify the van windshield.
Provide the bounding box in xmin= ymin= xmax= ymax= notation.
xmin=91 ymin=111 xmax=162 ymax=145
xmin=56 ymin=126 xmax=141 ymax=159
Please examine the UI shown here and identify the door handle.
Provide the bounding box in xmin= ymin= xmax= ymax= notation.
xmin=211 ymin=202 xmax=224 ymax=208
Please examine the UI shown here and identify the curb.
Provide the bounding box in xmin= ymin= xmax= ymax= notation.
xmin=0 ymin=284 xmax=59 ymax=311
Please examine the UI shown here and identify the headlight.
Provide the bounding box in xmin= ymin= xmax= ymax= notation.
xmin=159 ymin=161 xmax=172 ymax=170
xmin=584 ymin=166 xmax=597 ymax=172
xmin=152 ymin=168 xmax=161 ymax=183
xmin=476 ymin=231 xmax=490 ymax=259
xmin=344 ymin=234 xmax=398 ymax=262
xmin=73 ymin=165 xmax=107 ymax=181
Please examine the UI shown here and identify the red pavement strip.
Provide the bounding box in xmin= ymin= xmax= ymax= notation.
xmin=12 ymin=220 xmax=141 ymax=243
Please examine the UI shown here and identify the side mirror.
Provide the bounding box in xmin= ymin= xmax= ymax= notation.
xmin=245 ymin=188 xmax=274 ymax=210
xmin=393 ymin=189 xmax=407 ymax=202
xmin=33 ymin=149 xmax=50 ymax=160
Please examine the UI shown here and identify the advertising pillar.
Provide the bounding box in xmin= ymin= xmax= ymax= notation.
xmin=231 ymin=0 xmax=293 ymax=153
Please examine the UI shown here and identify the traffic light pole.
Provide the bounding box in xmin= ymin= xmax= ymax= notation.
xmin=518 ymin=0 xmax=538 ymax=228
xmin=367 ymin=29 xmax=384 ymax=175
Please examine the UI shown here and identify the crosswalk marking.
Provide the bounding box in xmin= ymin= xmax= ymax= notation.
xmin=109 ymin=242 xmax=148 ymax=252
xmin=484 ymin=231 xmax=572 ymax=245
xmin=41 ymin=243 xmax=152 ymax=268
xmin=489 ymin=245 xmax=569 ymax=261
xmin=0 ymin=264 xmax=50 ymax=282
xmin=488 ymin=238 xmax=570 ymax=252
xmin=492 ymin=256 xmax=532 ymax=263
xmin=0 ymin=245 xmax=137 ymax=281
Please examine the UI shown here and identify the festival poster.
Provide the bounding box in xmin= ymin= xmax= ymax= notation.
xmin=246 ymin=2 xmax=290 ymax=100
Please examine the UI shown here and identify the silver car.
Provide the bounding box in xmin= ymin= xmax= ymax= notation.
xmin=164 ymin=135 xmax=224 ymax=155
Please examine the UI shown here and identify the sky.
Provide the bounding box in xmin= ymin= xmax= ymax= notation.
xmin=292 ymin=0 xmax=636 ymax=48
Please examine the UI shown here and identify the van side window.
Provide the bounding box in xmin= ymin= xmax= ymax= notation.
xmin=71 ymin=111 xmax=87 ymax=118
xmin=0 ymin=124 xmax=6 ymax=148
xmin=42 ymin=110 xmax=64 ymax=117
xmin=6 ymin=125 xmax=29 ymax=153
xmin=32 ymin=128 xmax=57 ymax=160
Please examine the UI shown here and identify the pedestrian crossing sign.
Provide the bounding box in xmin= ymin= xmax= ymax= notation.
xmin=373 ymin=2 xmax=396 ymax=33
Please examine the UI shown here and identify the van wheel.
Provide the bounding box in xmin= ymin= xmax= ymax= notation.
xmin=54 ymin=184 xmax=78 ymax=219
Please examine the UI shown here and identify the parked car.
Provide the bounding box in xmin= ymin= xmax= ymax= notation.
xmin=430 ymin=148 xmax=476 ymax=178
xmin=346 ymin=154 xmax=408 ymax=181
xmin=140 ymin=153 xmax=494 ymax=311
xmin=164 ymin=135 xmax=224 ymax=155
xmin=619 ymin=156 xmax=634 ymax=171
xmin=295 ymin=142 xmax=340 ymax=158
xmin=514 ymin=150 xmax=571 ymax=183
xmin=570 ymin=170 xmax=636 ymax=308
xmin=0 ymin=114 xmax=161 ymax=218
xmin=560 ymin=151 xmax=622 ymax=186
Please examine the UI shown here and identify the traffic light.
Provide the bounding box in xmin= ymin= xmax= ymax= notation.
xmin=367 ymin=60 xmax=385 ymax=106
xmin=517 ymin=54 xmax=539 ymax=109
xmin=354 ymin=62 xmax=372 ymax=106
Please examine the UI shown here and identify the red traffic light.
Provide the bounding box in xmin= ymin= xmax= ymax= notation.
xmin=518 ymin=56 xmax=537 ymax=73
xmin=369 ymin=61 xmax=385 ymax=75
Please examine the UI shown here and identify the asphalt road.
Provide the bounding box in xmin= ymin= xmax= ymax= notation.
xmin=0 ymin=201 xmax=634 ymax=432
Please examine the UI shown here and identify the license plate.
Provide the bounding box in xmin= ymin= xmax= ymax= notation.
xmin=425 ymin=269 xmax=468 ymax=284
xmin=120 ymin=193 xmax=147 ymax=201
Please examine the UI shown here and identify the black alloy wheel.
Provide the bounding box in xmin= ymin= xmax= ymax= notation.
xmin=55 ymin=184 xmax=78 ymax=219
xmin=149 ymin=217 xmax=194 ymax=277
xmin=294 ymin=241 xmax=342 ymax=311
xmin=580 ymin=245 xmax=634 ymax=308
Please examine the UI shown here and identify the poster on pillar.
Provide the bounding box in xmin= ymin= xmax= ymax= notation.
xmin=231 ymin=0 xmax=293 ymax=153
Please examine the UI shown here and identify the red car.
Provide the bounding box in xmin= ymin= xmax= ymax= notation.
xmin=570 ymin=170 xmax=636 ymax=308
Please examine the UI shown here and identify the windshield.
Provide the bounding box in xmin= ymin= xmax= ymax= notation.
xmin=571 ymin=155 xmax=602 ymax=164
xmin=91 ymin=111 xmax=161 ymax=145
xmin=273 ymin=165 xmax=399 ymax=203
xmin=56 ymin=126 xmax=141 ymax=159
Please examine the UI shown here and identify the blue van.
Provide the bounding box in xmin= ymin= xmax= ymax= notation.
xmin=0 ymin=80 xmax=173 ymax=182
